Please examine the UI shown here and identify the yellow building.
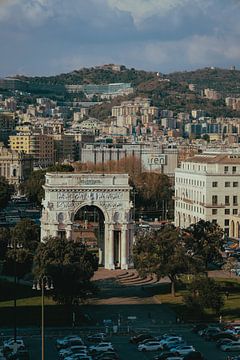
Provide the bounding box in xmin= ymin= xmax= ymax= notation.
xmin=9 ymin=134 xmax=54 ymax=167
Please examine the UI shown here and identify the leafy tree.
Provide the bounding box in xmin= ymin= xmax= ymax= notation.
xmin=186 ymin=220 xmax=224 ymax=273
xmin=11 ymin=219 xmax=40 ymax=251
xmin=0 ymin=176 xmax=14 ymax=209
xmin=0 ymin=227 xmax=10 ymax=260
xmin=133 ymin=225 xmax=198 ymax=296
xmin=33 ymin=237 xmax=98 ymax=305
xmin=2 ymin=220 xmax=40 ymax=278
xmin=184 ymin=277 xmax=224 ymax=315
xmin=4 ymin=248 xmax=34 ymax=279
xmin=134 ymin=172 xmax=173 ymax=218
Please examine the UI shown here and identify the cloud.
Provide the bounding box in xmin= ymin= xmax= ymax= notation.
xmin=0 ymin=0 xmax=239 ymax=76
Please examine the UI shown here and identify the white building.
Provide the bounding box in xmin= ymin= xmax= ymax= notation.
xmin=175 ymin=153 xmax=240 ymax=236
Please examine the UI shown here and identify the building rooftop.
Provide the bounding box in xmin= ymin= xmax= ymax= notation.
xmin=185 ymin=154 xmax=240 ymax=164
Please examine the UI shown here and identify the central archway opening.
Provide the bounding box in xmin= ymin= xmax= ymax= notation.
xmin=73 ymin=205 xmax=105 ymax=265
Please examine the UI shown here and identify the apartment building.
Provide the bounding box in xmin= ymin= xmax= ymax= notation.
xmin=9 ymin=134 xmax=54 ymax=167
xmin=0 ymin=143 xmax=33 ymax=186
xmin=175 ymin=153 xmax=240 ymax=235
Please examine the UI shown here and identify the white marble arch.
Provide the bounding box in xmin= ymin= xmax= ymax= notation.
xmin=40 ymin=172 xmax=134 ymax=269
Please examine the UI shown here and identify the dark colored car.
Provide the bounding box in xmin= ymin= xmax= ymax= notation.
xmin=154 ymin=351 xmax=179 ymax=360
xmin=183 ymin=351 xmax=205 ymax=360
xmin=191 ymin=324 xmax=208 ymax=334
xmin=208 ymin=332 xmax=237 ymax=341
xmin=129 ymin=334 xmax=154 ymax=344
xmin=87 ymin=333 xmax=107 ymax=343
xmin=95 ymin=351 xmax=119 ymax=360
xmin=216 ymin=338 xmax=235 ymax=348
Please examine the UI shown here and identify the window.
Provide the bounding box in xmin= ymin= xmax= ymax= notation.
xmin=225 ymin=209 xmax=230 ymax=215
xmin=212 ymin=209 xmax=218 ymax=215
xmin=233 ymin=209 xmax=238 ymax=215
xmin=224 ymin=166 xmax=229 ymax=173
xmin=225 ymin=182 xmax=230 ymax=187
xmin=225 ymin=196 xmax=230 ymax=205
xmin=233 ymin=182 xmax=238 ymax=187
xmin=212 ymin=219 xmax=217 ymax=224
xmin=225 ymin=219 xmax=230 ymax=226
xmin=212 ymin=195 xmax=218 ymax=205
xmin=212 ymin=182 xmax=218 ymax=187
xmin=232 ymin=166 xmax=237 ymax=174
xmin=233 ymin=195 xmax=238 ymax=206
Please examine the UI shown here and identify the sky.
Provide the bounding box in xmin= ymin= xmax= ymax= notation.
xmin=0 ymin=0 xmax=240 ymax=77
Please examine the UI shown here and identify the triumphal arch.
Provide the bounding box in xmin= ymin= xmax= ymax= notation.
xmin=41 ymin=172 xmax=134 ymax=269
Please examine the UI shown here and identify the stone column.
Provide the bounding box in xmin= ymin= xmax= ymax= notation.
xmin=104 ymin=223 xmax=115 ymax=269
xmin=121 ymin=224 xmax=128 ymax=269
xmin=108 ymin=224 xmax=115 ymax=270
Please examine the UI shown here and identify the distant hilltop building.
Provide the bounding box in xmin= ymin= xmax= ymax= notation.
xmin=65 ymin=82 xmax=133 ymax=99
xmin=95 ymin=64 xmax=126 ymax=72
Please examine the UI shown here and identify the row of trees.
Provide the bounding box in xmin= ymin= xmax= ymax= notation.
xmin=133 ymin=220 xmax=225 ymax=315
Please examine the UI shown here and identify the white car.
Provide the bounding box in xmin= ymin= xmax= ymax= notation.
xmin=160 ymin=337 xmax=183 ymax=347
xmin=170 ymin=345 xmax=195 ymax=355
xmin=3 ymin=339 xmax=25 ymax=352
xmin=59 ymin=345 xmax=87 ymax=359
xmin=138 ymin=341 xmax=162 ymax=351
xmin=221 ymin=342 xmax=240 ymax=351
xmin=56 ymin=336 xmax=83 ymax=349
xmin=89 ymin=342 xmax=114 ymax=353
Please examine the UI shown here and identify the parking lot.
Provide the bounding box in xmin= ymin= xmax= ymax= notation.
xmin=5 ymin=323 xmax=237 ymax=359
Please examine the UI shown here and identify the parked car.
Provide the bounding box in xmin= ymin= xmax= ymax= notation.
xmin=129 ymin=334 xmax=154 ymax=344
xmin=216 ymin=338 xmax=236 ymax=348
xmin=87 ymin=333 xmax=107 ymax=343
xmin=138 ymin=341 xmax=162 ymax=352
xmin=89 ymin=343 xmax=114 ymax=354
xmin=59 ymin=345 xmax=87 ymax=359
xmin=160 ymin=337 xmax=183 ymax=349
xmin=3 ymin=339 xmax=25 ymax=353
xmin=64 ymin=356 xmax=92 ymax=360
xmin=191 ymin=324 xmax=208 ymax=334
xmin=164 ymin=340 xmax=186 ymax=350
xmin=201 ymin=328 xmax=221 ymax=339
xmin=56 ymin=336 xmax=83 ymax=349
xmin=171 ymin=345 xmax=195 ymax=356
xmin=220 ymin=342 xmax=240 ymax=351
xmin=95 ymin=351 xmax=119 ymax=360
xmin=154 ymin=352 xmax=180 ymax=360
xmin=208 ymin=332 xmax=236 ymax=341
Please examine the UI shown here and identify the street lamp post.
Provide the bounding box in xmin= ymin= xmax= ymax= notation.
xmin=7 ymin=240 xmax=22 ymax=347
xmin=32 ymin=275 xmax=54 ymax=360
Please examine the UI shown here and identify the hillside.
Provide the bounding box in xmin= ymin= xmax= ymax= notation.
xmin=13 ymin=65 xmax=240 ymax=119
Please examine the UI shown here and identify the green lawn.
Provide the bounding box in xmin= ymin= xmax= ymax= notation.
xmin=154 ymin=277 xmax=240 ymax=322
xmin=0 ymin=296 xmax=56 ymax=307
